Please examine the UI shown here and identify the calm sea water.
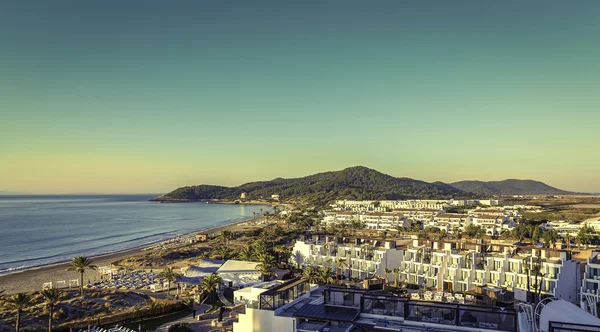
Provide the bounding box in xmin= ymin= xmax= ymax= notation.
xmin=0 ymin=195 xmax=268 ymax=274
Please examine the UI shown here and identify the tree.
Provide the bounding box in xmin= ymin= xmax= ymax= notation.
xmin=255 ymin=252 xmax=277 ymax=281
xmin=40 ymin=288 xmax=62 ymax=332
xmin=238 ymin=245 xmax=254 ymax=261
xmin=200 ymin=273 xmax=222 ymax=300
xmin=576 ymin=226 xmax=594 ymax=247
xmin=384 ymin=268 xmax=392 ymax=285
xmin=168 ymin=323 xmax=194 ymax=332
xmin=335 ymin=258 xmax=347 ymax=282
xmin=318 ymin=266 xmax=335 ymax=285
xmin=159 ymin=267 xmax=178 ymax=296
xmin=532 ymin=227 xmax=541 ymax=243
xmin=393 ymin=267 xmax=400 ymax=287
xmin=5 ymin=293 xmax=31 ymax=332
xmin=251 ymin=240 xmax=269 ymax=260
xmin=542 ymin=229 xmax=559 ymax=248
xmin=522 ymin=257 xmax=532 ymax=303
xmin=66 ymin=256 xmax=97 ymax=297
xmin=215 ymin=246 xmax=231 ymax=260
xmin=531 ymin=256 xmax=545 ymax=303
xmin=302 ymin=266 xmax=320 ymax=284
xmin=273 ymin=245 xmax=292 ymax=267
xmin=218 ymin=230 xmax=234 ymax=248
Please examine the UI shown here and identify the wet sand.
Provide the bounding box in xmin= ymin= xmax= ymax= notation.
xmin=0 ymin=216 xmax=265 ymax=295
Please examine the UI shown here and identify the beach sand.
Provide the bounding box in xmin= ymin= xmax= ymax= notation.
xmin=0 ymin=216 xmax=265 ymax=295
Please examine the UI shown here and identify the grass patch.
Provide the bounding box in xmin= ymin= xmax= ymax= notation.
xmin=203 ymin=296 xmax=226 ymax=312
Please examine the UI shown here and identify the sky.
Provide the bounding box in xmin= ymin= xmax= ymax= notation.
xmin=1 ymin=1 xmax=599 ymax=194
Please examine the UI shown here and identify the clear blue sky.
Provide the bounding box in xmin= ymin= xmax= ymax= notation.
xmin=1 ymin=1 xmax=599 ymax=193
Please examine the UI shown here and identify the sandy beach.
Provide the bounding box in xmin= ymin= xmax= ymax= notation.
xmin=0 ymin=216 xmax=265 ymax=295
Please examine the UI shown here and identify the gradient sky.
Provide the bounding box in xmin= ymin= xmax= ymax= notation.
xmin=1 ymin=1 xmax=599 ymax=194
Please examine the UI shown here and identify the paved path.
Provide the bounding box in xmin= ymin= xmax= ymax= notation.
xmin=218 ymin=291 xmax=234 ymax=306
xmin=156 ymin=304 xmax=238 ymax=332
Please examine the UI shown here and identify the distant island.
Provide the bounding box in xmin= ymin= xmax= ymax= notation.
xmin=151 ymin=166 xmax=576 ymax=205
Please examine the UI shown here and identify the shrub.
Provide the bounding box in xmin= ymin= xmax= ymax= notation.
xmin=168 ymin=323 xmax=194 ymax=332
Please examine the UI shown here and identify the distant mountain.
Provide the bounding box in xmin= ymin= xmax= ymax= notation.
xmin=153 ymin=166 xmax=468 ymax=204
xmin=449 ymin=179 xmax=574 ymax=196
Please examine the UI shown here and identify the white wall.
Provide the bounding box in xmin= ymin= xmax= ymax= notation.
xmin=291 ymin=241 xmax=311 ymax=267
xmin=233 ymin=307 xmax=296 ymax=332
xmin=555 ymin=260 xmax=581 ymax=302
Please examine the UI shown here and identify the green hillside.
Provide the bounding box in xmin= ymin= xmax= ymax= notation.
xmin=153 ymin=166 xmax=468 ymax=205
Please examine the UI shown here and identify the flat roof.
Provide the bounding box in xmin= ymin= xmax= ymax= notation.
xmin=216 ymin=260 xmax=260 ymax=274
xmin=293 ymin=304 xmax=360 ymax=322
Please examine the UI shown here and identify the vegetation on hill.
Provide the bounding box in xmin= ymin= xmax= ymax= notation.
xmin=153 ymin=166 xmax=468 ymax=205
xmin=449 ymin=179 xmax=573 ymax=196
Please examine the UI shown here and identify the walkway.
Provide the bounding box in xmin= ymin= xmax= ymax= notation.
xmin=156 ymin=305 xmax=238 ymax=332
xmin=218 ymin=291 xmax=234 ymax=306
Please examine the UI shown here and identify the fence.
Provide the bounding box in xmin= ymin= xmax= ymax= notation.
xmin=57 ymin=302 xmax=187 ymax=331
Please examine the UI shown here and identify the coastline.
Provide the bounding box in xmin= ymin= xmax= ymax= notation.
xmin=0 ymin=215 xmax=265 ymax=295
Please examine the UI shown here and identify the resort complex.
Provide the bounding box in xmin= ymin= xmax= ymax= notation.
xmin=3 ymin=197 xmax=600 ymax=332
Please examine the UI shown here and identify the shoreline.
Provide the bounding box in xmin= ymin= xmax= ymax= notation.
xmin=0 ymin=215 xmax=266 ymax=295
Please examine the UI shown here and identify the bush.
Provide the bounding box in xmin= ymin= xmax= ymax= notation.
xmin=168 ymin=322 xmax=194 ymax=332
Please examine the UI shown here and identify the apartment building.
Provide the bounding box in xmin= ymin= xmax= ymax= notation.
xmin=322 ymin=211 xmax=360 ymax=225
xmin=541 ymin=220 xmax=582 ymax=237
xmin=291 ymin=237 xmax=404 ymax=280
xmin=233 ymin=280 xmax=519 ymax=332
xmin=429 ymin=214 xmax=473 ymax=232
xmin=580 ymin=250 xmax=600 ymax=316
xmin=472 ymin=216 xmax=511 ymax=236
xmin=360 ymin=212 xmax=409 ymax=231
xmin=396 ymin=240 xmax=581 ymax=303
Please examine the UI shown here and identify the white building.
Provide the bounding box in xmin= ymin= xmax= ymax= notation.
xmin=430 ymin=214 xmax=473 ymax=232
xmin=216 ymin=260 xmax=262 ymax=288
xmin=234 ymin=279 xmax=520 ymax=332
xmin=472 ymin=216 xmax=510 ymax=236
xmin=291 ymin=237 xmax=404 ymax=280
xmin=580 ymin=250 xmax=600 ymax=316
xmin=397 ymin=240 xmax=581 ymax=302
xmin=360 ymin=212 xmax=408 ymax=231
xmin=541 ymin=220 xmax=582 ymax=237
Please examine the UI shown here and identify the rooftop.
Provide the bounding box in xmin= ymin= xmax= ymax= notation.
xmin=216 ymin=260 xmax=260 ymax=274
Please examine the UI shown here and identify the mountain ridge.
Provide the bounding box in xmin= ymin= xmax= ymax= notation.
xmin=153 ymin=166 xmax=467 ymax=204
xmin=153 ymin=166 xmax=577 ymax=204
xmin=450 ymin=179 xmax=574 ymax=196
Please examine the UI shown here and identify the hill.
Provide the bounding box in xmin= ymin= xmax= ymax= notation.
xmin=449 ymin=179 xmax=574 ymax=196
xmin=153 ymin=166 xmax=467 ymax=205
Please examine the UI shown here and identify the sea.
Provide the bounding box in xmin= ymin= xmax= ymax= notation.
xmin=0 ymin=195 xmax=269 ymax=274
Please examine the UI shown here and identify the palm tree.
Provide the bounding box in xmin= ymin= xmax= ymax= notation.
xmin=318 ymin=267 xmax=335 ymax=285
xmin=5 ymin=293 xmax=31 ymax=332
xmin=335 ymin=258 xmax=347 ymax=282
xmin=66 ymin=256 xmax=97 ymax=297
xmin=256 ymin=252 xmax=277 ymax=281
xmin=200 ymin=273 xmax=222 ymax=300
xmin=302 ymin=266 xmax=320 ymax=284
xmin=218 ymin=230 xmax=234 ymax=248
xmin=215 ymin=246 xmax=231 ymax=260
xmin=384 ymin=268 xmax=392 ymax=285
xmin=273 ymin=245 xmax=292 ymax=267
xmin=251 ymin=240 xmax=268 ymax=259
xmin=146 ymin=300 xmax=162 ymax=311
xmin=392 ymin=267 xmax=400 ymax=287
xmin=159 ymin=267 xmax=178 ymax=296
xmin=40 ymin=288 xmax=62 ymax=332
xmin=238 ymin=245 xmax=254 ymax=261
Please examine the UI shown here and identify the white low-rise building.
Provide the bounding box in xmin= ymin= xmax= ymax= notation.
xmin=216 ymin=260 xmax=262 ymax=288
xmin=291 ymin=237 xmax=404 ymax=280
xmin=580 ymin=250 xmax=600 ymax=316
